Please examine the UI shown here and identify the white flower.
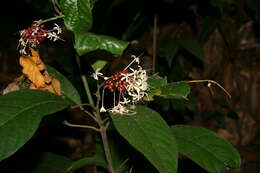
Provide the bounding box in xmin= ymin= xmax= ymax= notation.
xmin=101 ymin=54 xmax=148 ymax=115
xmin=131 ymin=55 xmax=140 ymax=64
xmin=109 ymin=103 xmax=131 ymax=114
xmin=53 ymin=23 xmax=62 ymax=34
xmin=121 ymin=65 xmax=148 ymax=103
xmin=100 ymin=106 xmax=107 ymax=112
xmin=92 ymin=68 xmax=103 ymax=80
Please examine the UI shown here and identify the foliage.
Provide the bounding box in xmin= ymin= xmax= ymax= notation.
xmin=0 ymin=0 xmax=244 ymax=173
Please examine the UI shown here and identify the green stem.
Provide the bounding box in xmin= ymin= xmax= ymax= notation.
xmin=81 ymin=74 xmax=95 ymax=107
xmin=75 ymin=55 xmax=95 ymax=107
xmin=75 ymin=55 xmax=115 ymax=173
xmin=63 ymin=120 xmax=100 ymax=132
xmin=100 ymin=127 xmax=115 ymax=173
xmin=36 ymin=15 xmax=64 ymax=25
xmin=95 ymin=85 xmax=115 ymax=173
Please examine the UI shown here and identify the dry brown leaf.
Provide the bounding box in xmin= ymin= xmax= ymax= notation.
xmin=19 ymin=48 xmax=62 ymax=96
xmin=19 ymin=54 xmax=46 ymax=88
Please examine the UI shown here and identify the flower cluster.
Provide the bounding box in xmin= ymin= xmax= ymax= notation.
xmin=18 ymin=21 xmax=62 ymax=55
xmin=95 ymin=55 xmax=148 ymax=115
xmin=104 ymin=69 xmax=129 ymax=92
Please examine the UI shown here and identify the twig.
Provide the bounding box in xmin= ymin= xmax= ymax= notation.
xmin=52 ymin=0 xmax=63 ymax=16
xmin=63 ymin=120 xmax=100 ymax=132
xmin=152 ymin=15 xmax=157 ymax=74
xmin=71 ymin=104 xmax=98 ymax=122
xmin=75 ymin=55 xmax=95 ymax=107
xmin=100 ymin=127 xmax=115 ymax=173
xmin=36 ymin=15 xmax=64 ymax=25
xmin=82 ymin=109 xmax=99 ymax=122
xmin=116 ymin=158 xmax=129 ymax=173
xmin=95 ymin=85 xmax=115 ymax=173
xmin=186 ymin=79 xmax=231 ymax=98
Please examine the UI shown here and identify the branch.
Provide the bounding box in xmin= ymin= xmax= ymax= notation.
xmin=36 ymin=15 xmax=64 ymax=25
xmin=186 ymin=79 xmax=231 ymax=98
xmin=63 ymin=120 xmax=100 ymax=132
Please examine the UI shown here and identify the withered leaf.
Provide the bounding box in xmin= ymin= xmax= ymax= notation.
xmin=19 ymin=48 xmax=62 ymax=96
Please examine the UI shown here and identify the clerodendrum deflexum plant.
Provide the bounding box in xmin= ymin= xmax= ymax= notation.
xmin=0 ymin=0 xmax=241 ymax=173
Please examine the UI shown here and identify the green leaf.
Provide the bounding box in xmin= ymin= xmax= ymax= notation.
xmin=161 ymin=82 xmax=190 ymax=99
xmin=147 ymin=73 xmax=167 ymax=89
xmin=65 ymin=144 xmax=107 ymax=173
xmin=0 ymin=90 xmax=70 ymax=161
xmin=91 ymin=60 xmax=108 ymax=72
xmin=144 ymin=74 xmax=167 ymax=101
xmin=144 ymin=89 xmax=161 ymax=101
xmin=171 ymin=125 xmax=241 ymax=173
xmin=60 ymin=0 xmax=93 ymax=32
xmin=32 ymin=152 xmax=72 ymax=173
xmin=179 ymin=39 xmax=204 ymax=60
xmin=47 ymin=66 xmax=81 ymax=105
xmin=75 ymin=32 xmax=129 ymax=56
xmin=111 ymin=106 xmax=177 ymax=173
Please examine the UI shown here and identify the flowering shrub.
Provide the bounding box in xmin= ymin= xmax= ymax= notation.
xmin=0 ymin=0 xmax=241 ymax=173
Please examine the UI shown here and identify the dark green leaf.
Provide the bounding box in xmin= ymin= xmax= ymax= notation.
xmin=0 ymin=90 xmax=70 ymax=161
xmin=172 ymin=125 xmax=241 ymax=173
xmin=111 ymin=106 xmax=177 ymax=173
xmin=60 ymin=0 xmax=93 ymax=32
xmin=108 ymin=137 xmax=129 ymax=173
xmin=179 ymin=39 xmax=203 ymax=60
xmin=47 ymin=66 xmax=81 ymax=105
xmin=161 ymin=82 xmax=190 ymax=99
xmin=66 ymin=144 xmax=107 ymax=173
xmin=75 ymin=32 xmax=129 ymax=56
xmin=33 ymin=152 xmax=72 ymax=173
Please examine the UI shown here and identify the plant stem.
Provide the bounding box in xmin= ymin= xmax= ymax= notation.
xmin=63 ymin=120 xmax=100 ymax=132
xmin=75 ymin=55 xmax=95 ymax=107
xmin=76 ymin=55 xmax=115 ymax=173
xmin=36 ymin=15 xmax=64 ymax=25
xmin=100 ymin=127 xmax=115 ymax=173
xmin=186 ymin=79 xmax=231 ymax=98
xmin=81 ymin=75 xmax=95 ymax=107
xmin=95 ymin=86 xmax=115 ymax=173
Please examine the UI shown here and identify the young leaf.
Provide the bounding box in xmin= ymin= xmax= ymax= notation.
xmin=91 ymin=60 xmax=108 ymax=72
xmin=171 ymin=125 xmax=241 ymax=173
xmin=161 ymin=82 xmax=190 ymax=99
xmin=0 ymin=90 xmax=70 ymax=161
xmin=32 ymin=152 xmax=72 ymax=173
xmin=147 ymin=74 xmax=167 ymax=89
xmin=111 ymin=106 xmax=178 ymax=173
xmin=144 ymin=74 xmax=166 ymax=101
xmin=179 ymin=39 xmax=204 ymax=60
xmin=75 ymin=32 xmax=129 ymax=56
xmin=47 ymin=66 xmax=81 ymax=105
xmin=60 ymin=0 xmax=93 ymax=32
